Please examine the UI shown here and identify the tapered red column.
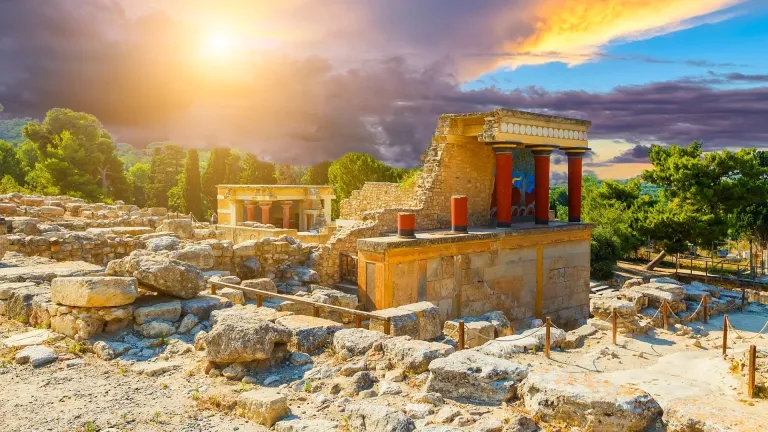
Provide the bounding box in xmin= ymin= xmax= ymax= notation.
xmin=566 ymin=150 xmax=586 ymax=222
xmin=281 ymin=201 xmax=292 ymax=229
xmin=533 ymin=148 xmax=554 ymax=225
xmin=245 ymin=202 xmax=257 ymax=222
xmin=259 ymin=202 xmax=271 ymax=225
xmin=494 ymin=149 xmax=514 ymax=228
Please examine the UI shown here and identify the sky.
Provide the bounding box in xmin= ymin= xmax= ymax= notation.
xmin=1 ymin=0 xmax=767 ymax=179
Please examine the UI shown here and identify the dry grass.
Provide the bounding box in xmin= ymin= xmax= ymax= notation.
xmin=195 ymin=390 xmax=238 ymax=412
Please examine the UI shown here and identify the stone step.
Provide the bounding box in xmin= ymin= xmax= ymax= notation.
xmin=334 ymin=282 xmax=359 ymax=296
xmin=590 ymin=285 xmax=616 ymax=294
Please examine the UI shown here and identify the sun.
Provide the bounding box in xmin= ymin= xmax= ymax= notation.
xmin=203 ymin=32 xmax=237 ymax=57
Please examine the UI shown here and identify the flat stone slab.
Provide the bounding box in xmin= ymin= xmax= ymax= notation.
xmin=51 ymin=276 xmax=138 ymax=307
xmin=15 ymin=345 xmax=57 ymax=367
xmin=236 ymin=388 xmax=289 ymax=427
xmin=3 ymin=329 xmax=57 ymax=348
xmin=274 ymin=419 xmax=339 ymax=432
xmin=0 ymin=282 xmax=36 ymax=300
xmin=133 ymin=298 xmax=182 ymax=324
xmin=180 ymin=295 xmax=233 ymax=319
xmin=0 ymin=260 xmax=103 ymax=283
xmin=426 ymin=350 xmax=528 ymax=403
xmin=274 ymin=315 xmax=344 ymax=353
xmin=131 ymin=361 xmax=182 ymax=376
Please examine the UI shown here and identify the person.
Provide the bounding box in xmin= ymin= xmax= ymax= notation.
xmin=210 ymin=212 xmax=218 ymax=227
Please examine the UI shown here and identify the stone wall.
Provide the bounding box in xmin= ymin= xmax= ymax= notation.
xmin=339 ymin=182 xmax=416 ymax=220
xmin=314 ymin=133 xmax=496 ymax=286
xmin=5 ymin=232 xmax=143 ymax=265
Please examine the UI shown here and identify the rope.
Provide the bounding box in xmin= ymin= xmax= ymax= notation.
xmin=681 ymin=298 xmax=706 ymax=323
xmin=439 ymin=326 xmax=459 ymax=344
xmin=482 ymin=326 xmax=546 ymax=343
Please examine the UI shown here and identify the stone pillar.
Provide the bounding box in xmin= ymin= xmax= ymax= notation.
xmin=259 ymin=202 xmax=272 ymax=225
xmin=565 ymin=149 xmax=587 ymax=222
xmin=245 ymin=202 xmax=257 ymax=222
xmin=533 ymin=148 xmax=554 ymax=225
xmin=323 ymin=198 xmax=332 ymax=223
xmin=493 ymin=147 xmax=514 ymax=228
xmin=281 ymin=201 xmax=293 ymax=229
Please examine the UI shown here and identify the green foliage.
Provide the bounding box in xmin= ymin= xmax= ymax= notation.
xmin=0 ymin=140 xmax=25 ymax=184
xmin=127 ymin=163 xmax=150 ymax=207
xmin=582 ymin=176 xmax=649 ymax=255
xmin=240 ymin=153 xmax=276 ymax=184
xmin=0 ymin=175 xmax=31 ymax=194
xmin=0 ymin=117 xmax=33 ymax=145
xmin=169 ymin=149 xmax=204 ymax=219
xmin=274 ymin=163 xmax=307 ymax=185
xmin=201 ymin=148 xmax=240 ymax=214
xmin=590 ymin=227 xmax=621 ymax=280
xmin=21 ymin=109 xmax=130 ymax=201
xmin=328 ymin=153 xmax=408 ymax=218
xmin=146 ymin=145 xmax=185 ymax=208
xmin=398 ymin=169 xmax=421 ymax=191
xmin=301 ymin=160 xmax=332 ymax=185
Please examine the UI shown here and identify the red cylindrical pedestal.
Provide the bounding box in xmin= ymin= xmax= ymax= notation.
xmin=533 ymin=150 xmax=552 ymax=225
xmin=451 ymin=195 xmax=468 ymax=233
xmin=281 ymin=202 xmax=292 ymax=229
xmin=495 ymin=152 xmax=513 ymax=228
xmin=397 ymin=213 xmax=416 ymax=238
xmin=260 ymin=203 xmax=271 ymax=225
xmin=567 ymin=153 xmax=583 ymax=222
xmin=245 ymin=204 xmax=256 ymax=222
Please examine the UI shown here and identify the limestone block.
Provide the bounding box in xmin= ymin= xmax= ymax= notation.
xmin=2 ymin=329 xmax=58 ymax=348
xmin=345 ymin=403 xmax=415 ymax=432
xmin=370 ymin=307 xmax=418 ymax=338
xmin=236 ymin=389 xmax=289 ymax=427
xmin=426 ymin=350 xmax=528 ymax=403
xmin=399 ymin=301 xmax=442 ymax=340
xmin=241 ymin=278 xmax=277 ymax=300
xmin=38 ymin=206 xmax=65 ymax=217
xmin=443 ymin=319 xmax=494 ymax=348
xmin=204 ymin=308 xmax=292 ymax=363
xmin=181 ymin=295 xmax=233 ymax=319
xmin=170 ymin=244 xmax=215 ymax=269
xmin=51 ymin=277 xmax=138 ymax=307
xmin=15 ymin=345 xmax=57 ymax=367
xmin=133 ymin=299 xmax=182 ymax=324
xmin=332 ymin=328 xmax=390 ymax=359
xmin=106 ymin=250 xmax=206 ymax=299
xmin=218 ymin=287 xmax=245 ymax=305
xmin=274 ymin=315 xmax=344 ymax=353
xmin=382 ymin=336 xmax=454 ymax=374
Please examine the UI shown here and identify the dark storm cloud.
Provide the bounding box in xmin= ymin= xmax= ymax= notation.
xmin=588 ymin=145 xmax=653 ymax=167
xmin=1 ymin=0 xmax=766 ymax=168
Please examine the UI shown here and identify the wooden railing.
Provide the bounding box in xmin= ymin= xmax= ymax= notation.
xmin=339 ymin=252 xmax=358 ymax=284
xmin=209 ymin=280 xmax=388 ymax=333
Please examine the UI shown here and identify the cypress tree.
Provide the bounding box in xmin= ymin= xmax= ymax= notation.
xmin=184 ymin=149 xmax=203 ymax=220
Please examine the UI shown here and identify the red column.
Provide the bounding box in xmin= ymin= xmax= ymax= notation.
xmin=533 ymin=149 xmax=553 ymax=225
xmin=259 ymin=202 xmax=271 ymax=225
xmin=398 ymin=212 xmax=416 ymax=238
xmin=245 ymin=203 xmax=256 ymax=222
xmin=494 ymin=150 xmax=514 ymax=228
xmin=566 ymin=150 xmax=585 ymax=222
xmin=451 ymin=195 xmax=468 ymax=233
xmin=281 ymin=202 xmax=292 ymax=229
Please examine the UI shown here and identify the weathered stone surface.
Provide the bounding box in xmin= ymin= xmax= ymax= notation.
xmin=274 ymin=419 xmax=339 ymax=432
xmin=133 ymin=299 xmax=182 ymax=324
xmin=629 ymin=283 xmax=686 ymax=312
xmin=139 ymin=320 xmax=176 ymax=338
xmin=590 ymin=297 xmax=637 ymax=320
xmin=177 ymin=313 xmax=199 ymax=334
xmin=204 ymin=309 xmax=292 ymax=363
xmin=370 ymin=307 xmax=418 ymax=338
xmin=93 ymin=340 xmax=132 ymax=360
xmin=51 ymin=277 xmax=138 ymax=307
xmin=170 ymin=245 xmax=215 ymax=269
xmin=131 ymin=361 xmax=182 ymax=376
xmin=345 ymin=403 xmax=416 ymax=432
xmin=0 ymin=282 xmax=36 ymax=300
xmin=443 ymin=319 xmax=495 ymax=349
xmin=519 ymin=370 xmax=663 ymax=432
xmin=236 ymin=389 xmax=289 ymax=427
xmin=426 ymin=350 xmax=528 ymax=403
xmin=274 ymin=315 xmax=344 ymax=353
xmin=381 ymin=336 xmax=454 ymax=374
xmin=5 ymin=284 xmax=50 ymax=325
xmin=333 ymin=328 xmax=390 ymax=359
xmin=237 ymin=257 xmax=262 ymax=280
xmin=663 ymin=398 xmax=768 ymax=432
xmin=180 ymin=295 xmax=232 ymax=319
xmin=15 ymin=345 xmax=57 ymax=367
xmin=106 ymin=250 xmax=206 ymax=299
xmin=157 ymin=218 xmax=194 ymax=239
xmin=399 ymin=301 xmax=442 ymax=340
xmin=562 ymin=324 xmax=598 ymax=349
xmin=309 ymin=287 xmax=358 ymax=323
xmin=2 ymin=329 xmax=56 ymax=348
xmin=240 ymin=278 xmax=277 ymax=301
xmin=217 ymin=287 xmax=245 ymax=305
xmin=144 ymin=236 xmax=179 ymax=252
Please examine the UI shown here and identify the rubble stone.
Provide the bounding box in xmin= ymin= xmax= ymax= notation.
xmin=236 ymin=389 xmax=289 ymax=427
xmin=426 ymin=350 xmax=528 ymax=403
xmin=106 ymin=250 xmax=206 ymax=299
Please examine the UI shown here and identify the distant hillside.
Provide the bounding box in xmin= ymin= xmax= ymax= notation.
xmin=116 ymin=141 xmax=211 ymax=170
xmin=0 ymin=117 xmax=32 ymax=145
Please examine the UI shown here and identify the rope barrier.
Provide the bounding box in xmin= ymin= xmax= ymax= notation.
xmin=439 ymin=326 xmax=460 ymax=344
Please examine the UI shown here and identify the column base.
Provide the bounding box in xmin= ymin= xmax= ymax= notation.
xmin=497 ymin=221 xmax=512 ymax=228
xmin=451 ymin=225 xmax=468 ymax=233
xmin=535 ymin=218 xmax=549 ymax=225
xmin=568 ymin=216 xmax=581 ymax=223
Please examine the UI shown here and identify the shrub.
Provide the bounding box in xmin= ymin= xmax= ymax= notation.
xmin=590 ymin=227 xmax=621 ymax=280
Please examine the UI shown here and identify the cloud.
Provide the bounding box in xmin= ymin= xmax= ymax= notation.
xmin=0 ymin=0 xmax=765 ymax=169
xmin=588 ymin=145 xmax=652 ymax=166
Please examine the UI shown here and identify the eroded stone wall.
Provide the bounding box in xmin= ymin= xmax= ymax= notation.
xmin=339 ymin=182 xmax=416 ymax=220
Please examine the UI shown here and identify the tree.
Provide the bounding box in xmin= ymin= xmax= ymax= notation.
xmin=591 ymin=227 xmax=622 ymax=280
xmin=301 ymin=160 xmax=332 ymax=185
xmin=182 ymin=149 xmax=204 ymax=220
xmin=22 ymin=108 xmax=130 ymax=201
xmin=145 ymin=145 xmax=185 ymax=208
xmin=127 ymin=162 xmax=150 ymax=208
xmin=202 ymin=148 xmax=239 ymax=212
xmin=0 ymin=140 xmax=25 ymax=185
xmin=274 ymin=164 xmax=307 ymax=185
xmin=328 ymin=153 xmax=408 ymax=218
xmin=240 ymin=154 xmax=276 ymax=185
xmin=642 ymin=142 xmax=768 ymax=268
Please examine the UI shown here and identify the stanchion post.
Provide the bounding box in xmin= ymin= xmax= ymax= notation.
xmin=384 ymin=318 xmax=391 ymax=336
xmin=210 ymin=283 xmax=217 ymax=295
xmin=313 ymin=306 xmax=319 ymax=317
xmin=722 ymin=314 xmax=728 ymax=358
xmin=703 ymin=296 xmax=708 ymax=324
xmin=612 ymin=309 xmax=618 ymax=345
xmin=741 ymin=289 xmax=746 ymax=312
xmin=662 ymin=299 xmax=669 ymax=331
xmin=355 ymin=315 xmax=362 ymax=329
xmin=458 ymin=320 xmax=465 ymax=351
xmin=256 ymin=295 xmax=263 ymax=307
xmin=545 ymin=317 xmax=551 ymax=359
xmin=748 ymin=344 xmax=757 ymax=398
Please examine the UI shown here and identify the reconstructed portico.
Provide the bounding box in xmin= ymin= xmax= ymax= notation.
xmin=216 ymin=185 xmax=335 ymax=231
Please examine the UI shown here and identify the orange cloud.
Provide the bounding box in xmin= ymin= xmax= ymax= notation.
xmin=498 ymin=0 xmax=743 ymax=69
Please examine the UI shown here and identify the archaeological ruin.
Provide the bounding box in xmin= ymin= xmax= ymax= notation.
xmin=1 ymin=109 xmax=766 ymax=431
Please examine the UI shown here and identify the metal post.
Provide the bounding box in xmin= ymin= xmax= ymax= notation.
xmin=722 ymin=314 xmax=728 ymax=358
xmin=703 ymin=295 xmax=708 ymax=324
xmin=748 ymin=345 xmax=757 ymax=398
xmin=383 ymin=318 xmax=391 ymax=336
xmin=612 ymin=308 xmax=618 ymax=345
xmin=545 ymin=317 xmax=551 ymax=359
xmin=256 ymin=295 xmax=263 ymax=307
xmin=662 ymin=299 xmax=669 ymax=331
xmin=355 ymin=315 xmax=362 ymax=329
xmin=458 ymin=320 xmax=465 ymax=351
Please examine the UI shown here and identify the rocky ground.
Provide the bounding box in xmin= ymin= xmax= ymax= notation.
xmin=2 ymin=300 xmax=767 ymax=432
